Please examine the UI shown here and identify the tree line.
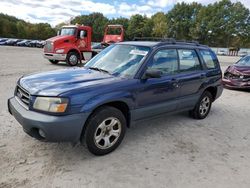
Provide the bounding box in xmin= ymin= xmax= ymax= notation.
xmin=0 ymin=13 xmax=56 ymax=40
xmin=1 ymin=0 xmax=250 ymax=47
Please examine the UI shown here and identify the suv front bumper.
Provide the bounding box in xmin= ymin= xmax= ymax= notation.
xmin=43 ymin=53 xmax=67 ymax=61
xmin=8 ymin=97 xmax=89 ymax=143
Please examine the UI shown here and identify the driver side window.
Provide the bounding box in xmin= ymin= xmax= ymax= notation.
xmin=79 ymin=30 xmax=87 ymax=38
xmin=148 ymin=49 xmax=178 ymax=76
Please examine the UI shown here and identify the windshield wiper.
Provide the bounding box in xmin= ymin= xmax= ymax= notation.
xmin=88 ymin=67 xmax=111 ymax=74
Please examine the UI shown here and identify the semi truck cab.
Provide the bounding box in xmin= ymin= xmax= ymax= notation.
xmin=43 ymin=24 xmax=124 ymax=66
xmin=43 ymin=25 xmax=93 ymax=66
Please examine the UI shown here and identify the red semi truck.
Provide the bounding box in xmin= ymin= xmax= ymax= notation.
xmin=43 ymin=24 xmax=124 ymax=66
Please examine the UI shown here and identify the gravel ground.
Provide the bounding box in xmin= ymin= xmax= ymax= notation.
xmin=0 ymin=46 xmax=250 ymax=188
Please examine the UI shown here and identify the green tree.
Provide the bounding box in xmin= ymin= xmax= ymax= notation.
xmin=167 ymin=2 xmax=202 ymax=40
xmin=193 ymin=0 xmax=250 ymax=47
xmin=0 ymin=13 xmax=55 ymax=40
xmin=127 ymin=14 xmax=150 ymax=39
xmin=151 ymin=12 xmax=168 ymax=37
xmin=16 ymin=21 xmax=27 ymax=38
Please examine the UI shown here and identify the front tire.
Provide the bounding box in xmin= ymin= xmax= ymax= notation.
xmin=190 ymin=91 xmax=213 ymax=119
xmin=82 ymin=106 xmax=126 ymax=155
xmin=66 ymin=51 xmax=80 ymax=66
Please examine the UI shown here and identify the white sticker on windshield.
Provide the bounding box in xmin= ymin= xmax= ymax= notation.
xmin=129 ymin=49 xmax=148 ymax=56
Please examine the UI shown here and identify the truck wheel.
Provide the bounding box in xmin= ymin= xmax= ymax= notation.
xmin=83 ymin=106 xmax=126 ymax=155
xmin=189 ymin=91 xmax=213 ymax=119
xmin=49 ymin=60 xmax=59 ymax=64
xmin=66 ymin=51 xmax=79 ymax=66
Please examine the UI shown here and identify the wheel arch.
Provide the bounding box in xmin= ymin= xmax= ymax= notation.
xmin=80 ymin=100 xmax=131 ymax=142
xmin=204 ymin=86 xmax=217 ymax=101
xmin=67 ymin=48 xmax=82 ymax=59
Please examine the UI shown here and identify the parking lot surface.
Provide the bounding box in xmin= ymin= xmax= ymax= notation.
xmin=0 ymin=46 xmax=249 ymax=188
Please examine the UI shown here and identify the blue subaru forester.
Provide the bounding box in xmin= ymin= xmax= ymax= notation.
xmin=8 ymin=39 xmax=223 ymax=155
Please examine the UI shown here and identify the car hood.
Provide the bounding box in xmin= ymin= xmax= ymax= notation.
xmin=19 ymin=67 xmax=122 ymax=96
xmin=47 ymin=35 xmax=75 ymax=43
xmin=227 ymin=65 xmax=250 ymax=75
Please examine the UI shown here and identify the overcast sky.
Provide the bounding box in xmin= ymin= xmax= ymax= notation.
xmin=0 ymin=0 xmax=249 ymax=26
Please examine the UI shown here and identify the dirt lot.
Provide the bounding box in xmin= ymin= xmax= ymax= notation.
xmin=0 ymin=46 xmax=250 ymax=188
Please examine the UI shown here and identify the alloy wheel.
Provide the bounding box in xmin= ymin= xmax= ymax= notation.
xmin=94 ymin=117 xmax=121 ymax=149
xmin=199 ymin=96 xmax=210 ymax=115
xmin=69 ymin=54 xmax=78 ymax=65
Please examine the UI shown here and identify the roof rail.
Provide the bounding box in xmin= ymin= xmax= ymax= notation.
xmin=133 ymin=37 xmax=201 ymax=46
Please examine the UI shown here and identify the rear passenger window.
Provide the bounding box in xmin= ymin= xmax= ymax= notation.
xmin=148 ymin=49 xmax=178 ymax=75
xmin=178 ymin=49 xmax=201 ymax=72
xmin=200 ymin=50 xmax=217 ymax=69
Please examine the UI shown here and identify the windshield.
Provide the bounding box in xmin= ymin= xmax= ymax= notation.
xmin=106 ymin=28 xmax=122 ymax=35
xmin=236 ymin=55 xmax=250 ymax=66
xmin=85 ymin=44 xmax=150 ymax=77
xmin=60 ymin=28 xmax=76 ymax=36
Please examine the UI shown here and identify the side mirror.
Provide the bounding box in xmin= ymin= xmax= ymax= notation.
xmin=57 ymin=30 xmax=60 ymax=36
xmin=143 ymin=69 xmax=162 ymax=79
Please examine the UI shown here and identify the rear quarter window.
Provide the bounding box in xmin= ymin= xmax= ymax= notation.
xmin=200 ymin=50 xmax=218 ymax=69
xmin=178 ymin=49 xmax=201 ymax=72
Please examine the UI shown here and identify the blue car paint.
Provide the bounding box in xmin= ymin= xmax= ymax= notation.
xmin=8 ymin=97 xmax=89 ymax=142
xmin=8 ymin=42 xmax=223 ymax=143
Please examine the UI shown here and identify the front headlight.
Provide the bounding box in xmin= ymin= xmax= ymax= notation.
xmin=33 ymin=97 xmax=68 ymax=113
xmin=55 ymin=49 xmax=64 ymax=53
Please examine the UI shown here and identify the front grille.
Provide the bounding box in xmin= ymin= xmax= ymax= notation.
xmin=44 ymin=41 xmax=53 ymax=52
xmin=243 ymin=75 xmax=250 ymax=79
xmin=15 ymin=85 xmax=30 ymax=108
xmin=224 ymin=72 xmax=240 ymax=79
xmin=224 ymin=72 xmax=250 ymax=80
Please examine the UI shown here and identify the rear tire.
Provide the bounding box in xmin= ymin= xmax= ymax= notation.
xmin=82 ymin=106 xmax=126 ymax=155
xmin=49 ymin=60 xmax=59 ymax=64
xmin=66 ymin=51 xmax=80 ymax=66
xmin=189 ymin=91 xmax=213 ymax=119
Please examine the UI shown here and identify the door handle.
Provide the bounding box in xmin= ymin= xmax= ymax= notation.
xmin=173 ymin=82 xmax=179 ymax=88
xmin=171 ymin=78 xmax=179 ymax=88
xmin=200 ymin=73 xmax=206 ymax=79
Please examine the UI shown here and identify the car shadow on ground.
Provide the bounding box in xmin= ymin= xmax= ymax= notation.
xmin=4 ymin=106 xmax=222 ymax=178
xmin=40 ymin=110 xmax=206 ymax=159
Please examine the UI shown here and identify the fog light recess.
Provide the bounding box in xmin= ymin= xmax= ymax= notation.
xmin=38 ymin=129 xmax=46 ymax=138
